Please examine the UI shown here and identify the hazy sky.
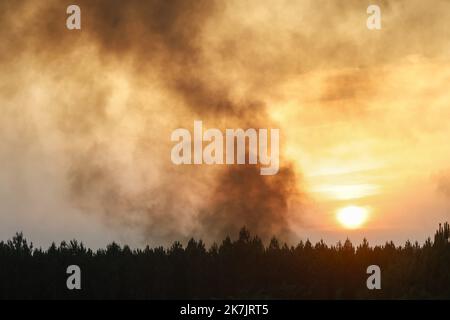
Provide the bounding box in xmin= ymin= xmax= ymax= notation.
xmin=1 ymin=0 xmax=450 ymax=248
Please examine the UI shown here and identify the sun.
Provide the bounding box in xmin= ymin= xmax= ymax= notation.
xmin=336 ymin=205 xmax=369 ymax=229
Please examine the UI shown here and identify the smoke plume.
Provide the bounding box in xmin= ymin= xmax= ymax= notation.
xmin=3 ymin=0 xmax=450 ymax=245
xmin=0 ymin=0 xmax=303 ymax=244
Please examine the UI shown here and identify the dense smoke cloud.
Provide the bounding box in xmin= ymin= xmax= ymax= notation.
xmin=2 ymin=0 xmax=450 ymax=245
xmin=0 ymin=0 xmax=302 ymax=244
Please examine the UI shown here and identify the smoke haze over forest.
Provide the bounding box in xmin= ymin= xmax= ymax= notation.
xmin=1 ymin=0 xmax=450 ymax=248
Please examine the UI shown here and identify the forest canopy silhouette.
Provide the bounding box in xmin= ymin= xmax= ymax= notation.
xmin=0 ymin=223 xmax=449 ymax=299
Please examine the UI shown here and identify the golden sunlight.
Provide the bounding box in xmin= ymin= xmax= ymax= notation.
xmin=336 ymin=206 xmax=369 ymax=229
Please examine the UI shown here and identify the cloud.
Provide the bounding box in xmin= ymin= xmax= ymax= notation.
xmin=2 ymin=0 xmax=450 ymax=245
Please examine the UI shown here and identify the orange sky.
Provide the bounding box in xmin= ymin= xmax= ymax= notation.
xmin=271 ymin=59 xmax=450 ymax=243
xmin=1 ymin=0 xmax=450 ymax=247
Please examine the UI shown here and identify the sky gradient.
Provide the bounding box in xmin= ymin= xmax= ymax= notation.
xmin=1 ymin=0 xmax=450 ymax=248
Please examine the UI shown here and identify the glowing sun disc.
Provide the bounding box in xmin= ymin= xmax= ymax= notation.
xmin=337 ymin=206 xmax=369 ymax=229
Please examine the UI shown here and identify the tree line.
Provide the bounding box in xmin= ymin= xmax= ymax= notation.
xmin=0 ymin=223 xmax=449 ymax=299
